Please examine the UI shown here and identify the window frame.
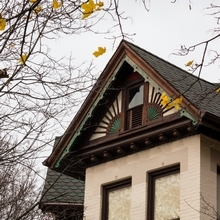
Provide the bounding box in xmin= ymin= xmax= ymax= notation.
xmin=123 ymin=81 xmax=149 ymax=130
xmin=147 ymin=165 xmax=180 ymax=220
xmin=101 ymin=177 xmax=132 ymax=220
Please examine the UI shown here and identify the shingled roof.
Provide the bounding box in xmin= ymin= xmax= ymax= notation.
xmin=40 ymin=137 xmax=84 ymax=213
xmin=125 ymin=41 xmax=220 ymax=118
xmin=43 ymin=39 xmax=220 ymax=183
xmin=40 ymin=168 xmax=84 ymax=205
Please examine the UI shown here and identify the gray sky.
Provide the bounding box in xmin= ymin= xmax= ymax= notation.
xmin=38 ymin=0 xmax=220 ymax=176
xmin=51 ymin=0 xmax=220 ymax=82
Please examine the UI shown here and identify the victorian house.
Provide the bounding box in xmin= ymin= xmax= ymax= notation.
xmin=40 ymin=40 xmax=220 ymax=220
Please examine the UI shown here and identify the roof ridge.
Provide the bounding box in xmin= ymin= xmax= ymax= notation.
xmin=123 ymin=39 xmax=216 ymax=87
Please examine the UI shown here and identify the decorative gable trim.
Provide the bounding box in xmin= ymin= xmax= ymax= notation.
xmin=90 ymin=92 xmax=122 ymax=140
xmin=54 ymin=57 xmax=127 ymax=168
xmin=45 ymin=40 xmax=205 ymax=175
xmin=125 ymin=56 xmax=198 ymax=125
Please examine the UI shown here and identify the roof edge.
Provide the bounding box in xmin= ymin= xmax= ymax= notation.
xmin=45 ymin=40 xmax=129 ymax=168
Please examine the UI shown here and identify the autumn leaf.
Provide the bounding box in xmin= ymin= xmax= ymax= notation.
xmin=93 ymin=47 xmax=106 ymax=57
xmin=81 ymin=0 xmax=96 ymax=19
xmin=160 ymin=93 xmax=169 ymax=106
xmin=52 ymin=0 xmax=62 ymax=9
xmin=168 ymin=96 xmax=182 ymax=110
xmin=160 ymin=93 xmax=182 ymax=110
xmin=185 ymin=60 xmax=194 ymax=67
xmin=97 ymin=1 xmax=104 ymax=7
xmin=81 ymin=0 xmax=104 ymax=19
xmin=216 ymin=88 xmax=220 ymax=93
xmin=30 ymin=0 xmax=37 ymax=2
xmin=34 ymin=6 xmax=42 ymax=14
xmin=0 ymin=14 xmax=6 ymax=31
xmin=19 ymin=53 xmax=27 ymax=65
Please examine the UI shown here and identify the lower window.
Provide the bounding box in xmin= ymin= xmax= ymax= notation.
xmin=102 ymin=178 xmax=131 ymax=220
xmin=147 ymin=165 xmax=180 ymax=220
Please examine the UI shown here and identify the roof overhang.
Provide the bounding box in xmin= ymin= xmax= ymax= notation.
xmin=44 ymin=41 xmax=203 ymax=172
xmin=40 ymin=202 xmax=84 ymax=216
xmin=44 ymin=41 xmax=220 ymax=180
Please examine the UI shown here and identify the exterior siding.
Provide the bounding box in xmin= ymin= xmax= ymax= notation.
xmin=84 ymin=134 xmax=220 ymax=219
xmin=200 ymin=135 xmax=220 ymax=219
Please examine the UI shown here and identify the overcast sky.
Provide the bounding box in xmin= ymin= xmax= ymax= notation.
xmin=37 ymin=0 xmax=220 ymax=175
xmin=49 ymin=0 xmax=220 ymax=82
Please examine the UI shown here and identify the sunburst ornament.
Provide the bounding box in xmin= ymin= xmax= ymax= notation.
xmin=147 ymin=104 xmax=163 ymax=121
xmin=108 ymin=117 xmax=121 ymax=134
xmin=90 ymin=92 xmax=122 ymax=140
xmin=147 ymin=86 xmax=182 ymax=121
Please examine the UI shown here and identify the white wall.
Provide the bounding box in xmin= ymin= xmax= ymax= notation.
xmin=83 ymin=134 xmax=220 ymax=220
xmin=200 ymin=135 xmax=220 ymax=219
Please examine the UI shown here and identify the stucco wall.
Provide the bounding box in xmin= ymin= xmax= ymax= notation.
xmin=83 ymin=134 xmax=219 ymax=220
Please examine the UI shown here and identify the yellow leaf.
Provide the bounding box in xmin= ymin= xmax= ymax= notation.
xmin=93 ymin=47 xmax=106 ymax=57
xmin=82 ymin=11 xmax=93 ymax=19
xmin=160 ymin=93 xmax=182 ymax=110
xmin=160 ymin=93 xmax=169 ymax=106
xmin=185 ymin=60 xmax=194 ymax=67
xmin=81 ymin=0 xmax=104 ymax=19
xmin=34 ymin=6 xmax=42 ymax=13
xmin=0 ymin=18 xmax=6 ymax=31
xmin=216 ymin=88 xmax=220 ymax=93
xmin=19 ymin=53 xmax=27 ymax=65
xmin=97 ymin=1 xmax=104 ymax=7
xmin=175 ymin=104 xmax=181 ymax=110
xmin=0 ymin=13 xmax=6 ymax=31
xmin=52 ymin=0 xmax=62 ymax=9
xmin=30 ymin=0 xmax=37 ymax=2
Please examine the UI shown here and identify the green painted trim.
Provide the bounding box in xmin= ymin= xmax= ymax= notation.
xmin=180 ymin=109 xmax=198 ymax=125
xmin=147 ymin=106 xmax=160 ymax=121
xmin=109 ymin=117 xmax=121 ymax=134
xmin=125 ymin=57 xmax=198 ymax=125
xmin=55 ymin=56 xmax=198 ymax=168
xmin=54 ymin=57 xmax=127 ymax=168
xmin=125 ymin=56 xmax=164 ymax=94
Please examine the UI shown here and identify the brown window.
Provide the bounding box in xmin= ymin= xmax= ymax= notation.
xmin=147 ymin=165 xmax=180 ymax=220
xmin=128 ymin=84 xmax=144 ymax=109
xmin=126 ymin=83 xmax=145 ymax=129
xmin=102 ymin=178 xmax=132 ymax=220
xmin=123 ymin=74 xmax=164 ymax=131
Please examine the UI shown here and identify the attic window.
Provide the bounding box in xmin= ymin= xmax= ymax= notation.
xmin=90 ymin=71 xmax=181 ymax=140
xmin=126 ymin=83 xmax=144 ymax=129
xmin=128 ymin=85 xmax=143 ymax=109
xmin=124 ymin=77 xmax=178 ymax=131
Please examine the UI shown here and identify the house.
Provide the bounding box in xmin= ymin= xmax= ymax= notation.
xmin=40 ymin=40 xmax=220 ymax=220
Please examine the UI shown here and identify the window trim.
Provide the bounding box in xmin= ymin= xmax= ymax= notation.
xmin=101 ymin=177 xmax=132 ymax=220
xmin=147 ymin=165 xmax=180 ymax=220
xmin=124 ymin=81 xmax=148 ymax=130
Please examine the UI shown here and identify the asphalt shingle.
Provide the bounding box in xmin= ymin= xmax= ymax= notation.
xmin=41 ymin=168 xmax=84 ymax=204
xmin=41 ymin=137 xmax=84 ymax=205
xmin=126 ymin=41 xmax=220 ymax=117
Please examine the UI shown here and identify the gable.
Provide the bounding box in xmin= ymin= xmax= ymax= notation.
xmin=89 ymin=62 xmax=196 ymax=141
xmin=44 ymin=40 xmax=220 ymax=179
